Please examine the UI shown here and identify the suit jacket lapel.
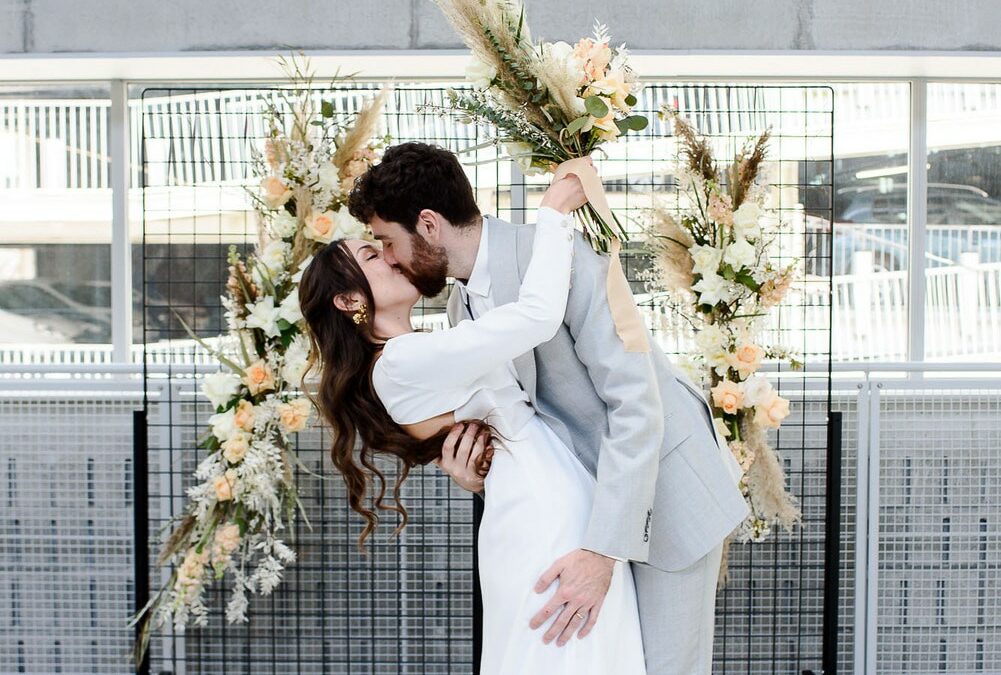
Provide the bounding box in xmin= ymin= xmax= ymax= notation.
xmin=488 ymin=215 xmax=539 ymax=400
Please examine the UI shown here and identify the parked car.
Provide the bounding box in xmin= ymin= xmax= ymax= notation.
xmin=806 ymin=183 xmax=1001 ymax=275
xmin=0 ymin=279 xmax=112 ymax=343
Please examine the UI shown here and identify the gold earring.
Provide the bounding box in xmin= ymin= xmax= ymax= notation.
xmin=352 ymin=303 xmax=369 ymax=325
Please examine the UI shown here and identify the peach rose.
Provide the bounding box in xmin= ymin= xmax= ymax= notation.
xmin=710 ymin=379 xmax=745 ymax=415
xmin=222 ymin=431 xmax=250 ymax=464
xmin=242 ymin=359 xmax=275 ymax=396
xmin=727 ymin=342 xmax=765 ymax=379
xmin=754 ymin=391 xmax=790 ymax=429
xmin=304 ymin=210 xmax=336 ymax=244
xmin=212 ymin=470 xmax=237 ymax=502
xmin=277 ymin=397 xmax=312 ymax=433
xmin=261 ymin=176 xmax=292 ymax=209
xmin=233 ymin=399 xmax=256 ymax=432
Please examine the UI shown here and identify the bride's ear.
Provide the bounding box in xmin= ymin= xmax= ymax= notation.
xmin=333 ymin=292 xmax=363 ymax=314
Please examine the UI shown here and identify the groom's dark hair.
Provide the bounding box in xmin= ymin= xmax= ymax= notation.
xmin=348 ymin=141 xmax=481 ymax=231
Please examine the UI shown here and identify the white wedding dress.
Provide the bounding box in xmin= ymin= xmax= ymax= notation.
xmin=372 ymin=207 xmax=647 ymax=674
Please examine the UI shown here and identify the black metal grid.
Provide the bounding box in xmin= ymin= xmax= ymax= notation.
xmin=139 ymin=83 xmax=834 ymax=674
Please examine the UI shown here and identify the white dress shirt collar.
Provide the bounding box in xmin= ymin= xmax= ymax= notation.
xmin=462 ymin=214 xmax=491 ymax=299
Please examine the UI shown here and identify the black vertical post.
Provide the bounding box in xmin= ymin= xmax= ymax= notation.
xmin=472 ymin=493 xmax=484 ymax=674
xmin=821 ymin=411 xmax=843 ymax=674
xmin=133 ymin=408 xmax=150 ymax=675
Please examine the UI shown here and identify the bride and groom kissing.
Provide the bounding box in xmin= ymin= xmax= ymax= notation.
xmin=297 ymin=141 xmax=750 ymax=674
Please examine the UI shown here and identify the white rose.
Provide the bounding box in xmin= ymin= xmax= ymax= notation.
xmin=317 ymin=163 xmax=341 ymax=194
xmin=695 ymin=323 xmax=730 ymax=371
xmin=692 ymin=272 xmax=731 ymax=307
xmin=742 ymin=374 xmax=773 ymax=407
xmin=333 ymin=208 xmax=367 ymax=240
xmin=544 ymin=40 xmax=586 ymax=88
xmin=277 ymin=291 xmax=303 ymax=325
xmin=281 ymin=334 xmax=311 ymax=385
xmin=208 ymin=408 xmax=237 ymax=442
xmin=272 ymin=211 xmax=298 ymax=239
xmin=723 ymin=237 xmax=756 ymax=270
xmin=504 ymin=141 xmax=545 ymax=176
xmin=259 ymin=240 xmax=290 ymax=275
xmin=465 ymin=55 xmax=497 ymax=91
xmin=201 ymin=371 xmax=242 ymax=409
xmin=689 ymin=244 xmax=723 ymax=277
xmin=733 ymin=202 xmax=762 ymax=239
xmin=245 ymin=295 xmax=282 ymax=338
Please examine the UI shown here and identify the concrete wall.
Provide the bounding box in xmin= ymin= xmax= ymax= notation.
xmin=2 ymin=0 xmax=1001 ymax=55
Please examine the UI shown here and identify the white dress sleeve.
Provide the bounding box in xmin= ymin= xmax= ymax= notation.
xmin=377 ymin=206 xmax=576 ymax=388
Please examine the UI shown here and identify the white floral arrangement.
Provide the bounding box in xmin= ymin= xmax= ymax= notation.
xmin=644 ymin=109 xmax=803 ymax=582
xmin=131 ymin=60 xmax=390 ymax=664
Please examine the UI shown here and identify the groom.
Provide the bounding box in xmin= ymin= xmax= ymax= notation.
xmin=348 ymin=141 xmax=750 ymax=674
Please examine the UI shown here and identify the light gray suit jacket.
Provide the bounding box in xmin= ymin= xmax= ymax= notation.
xmin=447 ymin=214 xmax=750 ymax=572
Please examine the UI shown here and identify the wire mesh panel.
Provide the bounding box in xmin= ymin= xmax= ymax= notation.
xmin=140 ymin=83 xmax=833 ymax=673
xmin=0 ymin=390 xmax=140 ymax=674
xmin=870 ymin=384 xmax=1001 ymax=674
xmin=140 ymin=84 xmax=507 ymax=675
xmin=509 ymin=84 xmax=836 ymax=673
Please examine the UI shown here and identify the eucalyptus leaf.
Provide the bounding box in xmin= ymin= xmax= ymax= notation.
xmin=585 ymin=96 xmax=609 ymax=119
xmin=622 ymin=115 xmax=648 ymax=131
xmin=566 ymin=115 xmax=589 ymax=136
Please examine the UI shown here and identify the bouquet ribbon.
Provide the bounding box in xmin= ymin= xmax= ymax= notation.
xmin=552 ymin=157 xmax=651 ymax=353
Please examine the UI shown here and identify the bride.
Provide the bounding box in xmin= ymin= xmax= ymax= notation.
xmin=296 ymin=171 xmax=646 ymax=674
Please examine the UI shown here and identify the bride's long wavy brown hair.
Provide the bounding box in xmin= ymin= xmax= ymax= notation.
xmin=297 ymin=239 xmax=490 ymax=551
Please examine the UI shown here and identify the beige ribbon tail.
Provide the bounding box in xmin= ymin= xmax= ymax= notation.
xmin=551 ymin=157 xmax=651 ymax=353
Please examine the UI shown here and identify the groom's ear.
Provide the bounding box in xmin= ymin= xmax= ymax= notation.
xmin=415 ymin=208 xmax=445 ymax=244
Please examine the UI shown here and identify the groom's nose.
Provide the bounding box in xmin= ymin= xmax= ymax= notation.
xmin=383 ymin=248 xmax=398 ymax=266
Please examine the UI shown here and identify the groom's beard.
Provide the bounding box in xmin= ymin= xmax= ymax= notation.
xmin=401 ymin=233 xmax=449 ymax=298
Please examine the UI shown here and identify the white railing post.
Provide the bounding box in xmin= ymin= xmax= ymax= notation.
xmin=110 ymin=80 xmax=133 ymax=363
xmin=907 ymin=79 xmax=928 ymax=368
xmin=853 ymin=250 xmax=875 ymax=342
xmin=958 ymin=251 xmax=981 ymax=344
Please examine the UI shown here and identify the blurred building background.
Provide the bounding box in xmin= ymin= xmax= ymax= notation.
xmin=1 ymin=2 xmax=1000 ymax=674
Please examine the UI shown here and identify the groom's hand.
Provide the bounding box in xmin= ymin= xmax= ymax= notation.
xmin=530 ymin=548 xmax=615 ymax=646
xmin=434 ymin=421 xmax=493 ymax=494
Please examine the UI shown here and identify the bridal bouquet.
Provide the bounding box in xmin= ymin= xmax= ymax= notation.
xmin=428 ymin=0 xmax=651 ymax=353
xmin=131 ymin=60 xmax=389 ymax=663
xmin=428 ymin=0 xmax=647 ymax=250
xmin=644 ymin=109 xmax=802 ymax=577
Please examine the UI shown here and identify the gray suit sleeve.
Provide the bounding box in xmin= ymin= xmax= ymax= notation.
xmin=563 ymin=232 xmax=664 ymax=563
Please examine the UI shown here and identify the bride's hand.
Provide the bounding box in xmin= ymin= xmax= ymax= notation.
xmin=433 ymin=421 xmax=493 ymax=494
xmin=540 ymin=161 xmax=591 ymax=214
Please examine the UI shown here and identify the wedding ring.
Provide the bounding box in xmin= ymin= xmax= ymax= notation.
xmin=574 ymin=611 xmax=586 ymax=620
